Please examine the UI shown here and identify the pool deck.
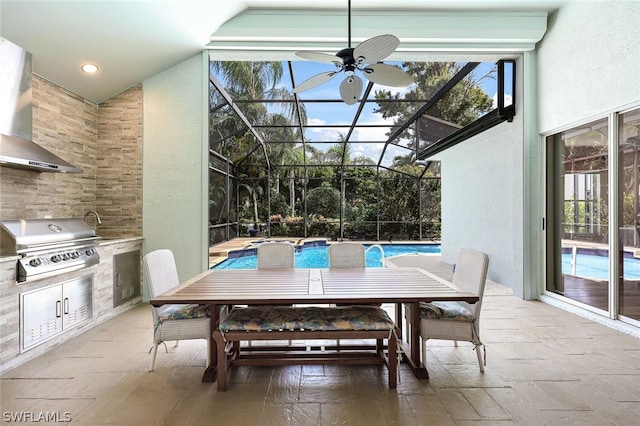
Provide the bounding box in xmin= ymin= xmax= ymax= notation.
xmin=208 ymin=237 xmax=439 ymax=268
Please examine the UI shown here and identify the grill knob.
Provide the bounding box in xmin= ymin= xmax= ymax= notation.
xmin=71 ymin=251 xmax=80 ymax=259
xmin=29 ymin=258 xmax=42 ymax=267
xmin=85 ymin=248 xmax=95 ymax=256
xmin=51 ymin=254 xmax=61 ymax=263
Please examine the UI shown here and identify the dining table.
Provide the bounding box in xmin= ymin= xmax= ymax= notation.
xmin=149 ymin=267 xmax=479 ymax=383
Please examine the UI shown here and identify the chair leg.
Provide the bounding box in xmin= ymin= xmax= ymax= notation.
xmin=149 ymin=343 xmax=159 ymax=372
xmin=206 ymin=337 xmax=211 ymax=368
xmin=421 ymin=337 xmax=427 ymax=367
xmin=475 ymin=344 xmax=485 ymax=372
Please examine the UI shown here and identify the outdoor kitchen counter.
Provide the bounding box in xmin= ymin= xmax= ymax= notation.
xmin=98 ymin=237 xmax=144 ymax=246
xmin=0 ymin=237 xmax=144 ymax=374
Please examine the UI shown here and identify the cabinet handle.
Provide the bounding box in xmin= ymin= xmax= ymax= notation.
xmin=63 ymin=298 xmax=69 ymax=315
xmin=115 ymin=273 xmax=120 ymax=287
xmin=56 ymin=300 xmax=61 ymax=318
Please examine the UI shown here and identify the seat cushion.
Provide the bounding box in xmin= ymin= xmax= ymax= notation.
xmin=419 ymin=301 xmax=474 ymax=322
xmin=157 ymin=304 xmax=210 ymax=321
xmin=219 ymin=305 xmax=395 ymax=332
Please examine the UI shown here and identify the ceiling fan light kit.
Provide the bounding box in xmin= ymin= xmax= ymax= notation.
xmin=293 ymin=1 xmax=414 ymax=105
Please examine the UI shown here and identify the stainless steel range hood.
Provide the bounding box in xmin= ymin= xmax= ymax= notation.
xmin=0 ymin=134 xmax=82 ymax=173
xmin=0 ymin=37 xmax=82 ymax=173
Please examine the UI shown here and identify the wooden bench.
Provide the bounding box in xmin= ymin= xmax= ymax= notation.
xmin=212 ymin=305 xmax=399 ymax=391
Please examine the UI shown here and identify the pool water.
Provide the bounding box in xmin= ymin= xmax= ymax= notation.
xmin=561 ymin=253 xmax=640 ymax=280
xmin=214 ymin=243 xmax=441 ymax=269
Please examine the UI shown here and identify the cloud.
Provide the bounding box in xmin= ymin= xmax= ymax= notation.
xmin=492 ymin=93 xmax=513 ymax=109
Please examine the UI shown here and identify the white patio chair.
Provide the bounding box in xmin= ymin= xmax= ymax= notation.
xmin=328 ymin=242 xmax=371 ymax=348
xmin=328 ymin=242 xmax=366 ymax=269
xmin=255 ymin=241 xmax=296 ymax=344
xmin=144 ymin=249 xmax=211 ymax=371
xmin=257 ymin=241 xmax=295 ymax=269
xmin=409 ymin=248 xmax=489 ymax=372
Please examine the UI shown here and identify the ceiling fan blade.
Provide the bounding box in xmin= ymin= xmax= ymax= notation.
xmin=353 ymin=34 xmax=400 ymax=63
xmin=339 ymin=75 xmax=363 ymax=105
xmin=363 ymin=63 xmax=414 ymax=87
xmin=295 ymin=51 xmax=343 ymax=66
xmin=293 ymin=71 xmax=338 ymax=93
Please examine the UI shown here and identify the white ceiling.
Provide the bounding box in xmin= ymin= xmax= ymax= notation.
xmin=0 ymin=0 xmax=565 ymax=104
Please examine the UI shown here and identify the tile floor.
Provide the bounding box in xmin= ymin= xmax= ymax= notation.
xmin=2 ymin=256 xmax=640 ymax=425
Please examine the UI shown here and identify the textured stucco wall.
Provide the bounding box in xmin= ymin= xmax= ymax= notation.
xmin=142 ymin=53 xmax=209 ymax=282
xmin=439 ymin=91 xmax=526 ymax=297
xmin=537 ymin=1 xmax=640 ymax=133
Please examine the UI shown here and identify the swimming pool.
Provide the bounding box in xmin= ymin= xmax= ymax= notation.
xmin=561 ymin=252 xmax=640 ymax=280
xmin=213 ymin=243 xmax=441 ymax=269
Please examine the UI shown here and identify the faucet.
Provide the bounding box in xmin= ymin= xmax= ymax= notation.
xmin=84 ymin=211 xmax=102 ymax=225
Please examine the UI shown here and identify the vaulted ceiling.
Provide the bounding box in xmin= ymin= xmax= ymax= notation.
xmin=0 ymin=1 xmax=565 ymax=103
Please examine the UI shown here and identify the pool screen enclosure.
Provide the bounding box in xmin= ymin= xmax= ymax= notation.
xmin=207 ymin=59 xmax=516 ymax=245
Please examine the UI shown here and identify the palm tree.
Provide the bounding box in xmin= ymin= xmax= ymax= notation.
xmin=210 ymin=61 xmax=309 ymax=220
xmin=239 ymin=178 xmax=264 ymax=224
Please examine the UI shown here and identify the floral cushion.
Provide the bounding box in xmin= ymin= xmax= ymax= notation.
xmin=158 ymin=304 xmax=210 ymax=321
xmin=219 ymin=305 xmax=395 ymax=332
xmin=419 ymin=301 xmax=474 ymax=323
xmin=153 ymin=304 xmax=210 ymax=334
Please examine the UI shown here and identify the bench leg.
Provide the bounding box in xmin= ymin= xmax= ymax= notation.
xmin=388 ymin=331 xmax=398 ymax=389
xmin=212 ymin=330 xmax=227 ymax=391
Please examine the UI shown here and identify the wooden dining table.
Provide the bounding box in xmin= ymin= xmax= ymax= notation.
xmin=150 ymin=267 xmax=479 ymax=383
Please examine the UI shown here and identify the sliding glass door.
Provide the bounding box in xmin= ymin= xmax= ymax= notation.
xmin=547 ymin=107 xmax=640 ymax=324
xmin=618 ymin=108 xmax=640 ymax=321
xmin=546 ymin=118 xmax=609 ymax=312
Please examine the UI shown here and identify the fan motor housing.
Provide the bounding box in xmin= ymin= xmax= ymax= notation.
xmin=336 ymin=47 xmax=357 ymax=72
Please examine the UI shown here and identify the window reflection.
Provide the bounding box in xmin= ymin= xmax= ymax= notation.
xmin=618 ymin=107 xmax=640 ymax=321
xmin=547 ymin=118 xmax=609 ymax=311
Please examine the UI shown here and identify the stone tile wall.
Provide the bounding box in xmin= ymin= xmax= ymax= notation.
xmin=97 ymin=85 xmax=143 ymax=238
xmin=0 ymin=76 xmax=98 ymax=219
xmin=0 ymin=76 xmax=143 ymax=239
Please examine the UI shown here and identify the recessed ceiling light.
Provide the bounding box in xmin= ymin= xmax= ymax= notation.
xmin=81 ymin=63 xmax=99 ymax=73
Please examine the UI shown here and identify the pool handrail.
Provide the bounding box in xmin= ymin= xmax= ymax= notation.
xmin=365 ymin=244 xmax=386 ymax=268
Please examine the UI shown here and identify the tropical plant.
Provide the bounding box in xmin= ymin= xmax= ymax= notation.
xmin=306 ymin=184 xmax=341 ymax=218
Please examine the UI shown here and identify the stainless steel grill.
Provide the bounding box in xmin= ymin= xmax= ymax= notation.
xmin=0 ymin=218 xmax=100 ymax=282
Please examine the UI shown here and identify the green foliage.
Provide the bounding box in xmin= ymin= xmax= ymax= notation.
xmin=210 ymin=61 xmax=501 ymax=241
xmin=308 ymin=219 xmax=340 ymax=239
xmin=374 ymin=62 xmax=494 ymax=166
xmin=306 ymin=184 xmax=341 ymax=218
xmin=267 ymin=191 xmax=289 ymax=218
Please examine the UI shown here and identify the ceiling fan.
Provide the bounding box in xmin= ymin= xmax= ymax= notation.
xmin=293 ymin=0 xmax=414 ymax=105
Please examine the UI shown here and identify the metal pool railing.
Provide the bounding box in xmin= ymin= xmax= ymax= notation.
xmin=365 ymin=244 xmax=385 ymax=267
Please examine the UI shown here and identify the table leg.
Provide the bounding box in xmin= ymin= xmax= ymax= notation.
xmin=202 ymin=303 xmax=219 ymax=383
xmin=405 ymin=301 xmax=429 ymax=379
xmin=395 ymin=302 xmax=403 ymax=340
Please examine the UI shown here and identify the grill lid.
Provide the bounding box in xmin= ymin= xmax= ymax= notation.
xmin=0 ymin=218 xmax=98 ymax=254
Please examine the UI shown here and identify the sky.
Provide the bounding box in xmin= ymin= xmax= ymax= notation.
xmin=287 ymin=60 xmax=505 ymax=166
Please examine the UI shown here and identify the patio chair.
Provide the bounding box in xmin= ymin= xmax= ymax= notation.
xmin=410 ymin=248 xmax=489 ymax=372
xmin=255 ymin=241 xmax=296 ymax=344
xmin=328 ymin=242 xmax=366 ymax=269
xmin=257 ymin=241 xmax=295 ymax=269
xmin=328 ymin=242 xmax=375 ymax=347
xmin=144 ymin=249 xmax=211 ymax=371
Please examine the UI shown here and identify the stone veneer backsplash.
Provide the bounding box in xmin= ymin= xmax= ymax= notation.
xmin=0 ymin=75 xmax=142 ymax=239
